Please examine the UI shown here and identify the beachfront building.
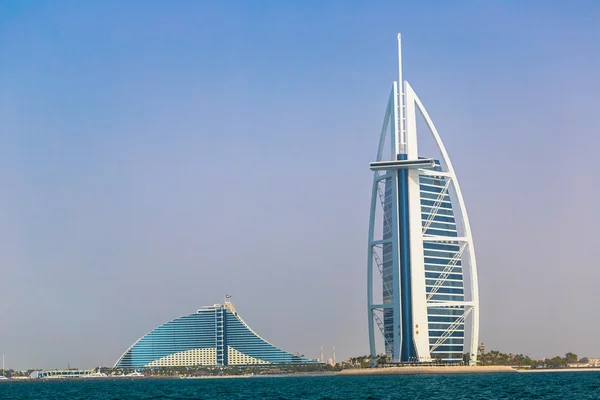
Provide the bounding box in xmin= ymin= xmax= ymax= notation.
xmin=114 ymin=301 xmax=316 ymax=368
xmin=29 ymin=369 xmax=106 ymax=379
xmin=367 ymin=35 xmax=480 ymax=365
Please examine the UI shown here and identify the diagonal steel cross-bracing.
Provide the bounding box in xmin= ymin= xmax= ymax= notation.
xmin=422 ymin=177 xmax=452 ymax=234
xmin=426 ymin=243 xmax=467 ymax=301
xmin=429 ymin=307 xmax=473 ymax=353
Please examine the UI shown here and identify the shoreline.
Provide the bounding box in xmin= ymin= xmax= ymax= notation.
xmin=338 ymin=366 xmax=516 ymax=376
xmin=517 ymin=367 xmax=600 ymax=373
xmin=3 ymin=367 xmax=600 ymax=382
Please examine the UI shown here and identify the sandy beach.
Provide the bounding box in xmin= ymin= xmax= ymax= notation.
xmin=337 ymin=366 xmax=516 ymax=376
xmin=517 ymin=368 xmax=600 ymax=373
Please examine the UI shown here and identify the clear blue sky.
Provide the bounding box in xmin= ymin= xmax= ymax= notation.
xmin=1 ymin=1 xmax=599 ymax=369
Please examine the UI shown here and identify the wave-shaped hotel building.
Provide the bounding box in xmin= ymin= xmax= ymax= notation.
xmin=367 ymin=35 xmax=480 ymax=365
xmin=114 ymin=301 xmax=316 ymax=368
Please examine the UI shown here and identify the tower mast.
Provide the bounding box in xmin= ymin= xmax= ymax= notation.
xmin=397 ymin=33 xmax=406 ymax=155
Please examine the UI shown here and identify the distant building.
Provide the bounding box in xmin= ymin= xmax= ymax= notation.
xmin=30 ymin=369 xmax=105 ymax=379
xmin=114 ymin=301 xmax=317 ymax=368
xmin=569 ymin=358 xmax=600 ymax=368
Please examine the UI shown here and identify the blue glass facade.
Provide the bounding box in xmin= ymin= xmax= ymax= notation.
xmin=382 ymin=177 xmax=394 ymax=355
xmin=420 ymin=161 xmax=465 ymax=362
xmin=382 ymin=160 xmax=466 ymax=363
xmin=397 ymin=154 xmax=417 ymax=361
xmin=114 ymin=303 xmax=316 ymax=368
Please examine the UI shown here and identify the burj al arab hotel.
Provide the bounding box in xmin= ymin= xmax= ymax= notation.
xmin=367 ymin=35 xmax=480 ymax=365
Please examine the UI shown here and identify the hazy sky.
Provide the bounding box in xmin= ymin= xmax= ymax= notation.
xmin=1 ymin=1 xmax=599 ymax=370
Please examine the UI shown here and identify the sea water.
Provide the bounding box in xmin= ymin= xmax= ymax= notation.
xmin=0 ymin=372 xmax=599 ymax=399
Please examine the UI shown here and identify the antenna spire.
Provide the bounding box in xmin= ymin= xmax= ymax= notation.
xmin=397 ymin=33 xmax=406 ymax=154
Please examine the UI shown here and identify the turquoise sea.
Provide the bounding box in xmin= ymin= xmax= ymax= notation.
xmin=1 ymin=373 xmax=599 ymax=399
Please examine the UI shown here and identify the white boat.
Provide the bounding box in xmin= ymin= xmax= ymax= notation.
xmin=82 ymin=372 xmax=108 ymax=378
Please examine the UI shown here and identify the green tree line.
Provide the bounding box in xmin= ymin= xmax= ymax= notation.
xmin=478 ymin=351 xmax=589 ymax=369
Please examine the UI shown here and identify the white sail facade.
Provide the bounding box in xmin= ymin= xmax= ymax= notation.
xmin=367 ymin=35 xmax=480 ymax=365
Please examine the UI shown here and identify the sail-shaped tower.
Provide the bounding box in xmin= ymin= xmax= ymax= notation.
xmin=367 ymin=35 xmax=480 ymax=365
